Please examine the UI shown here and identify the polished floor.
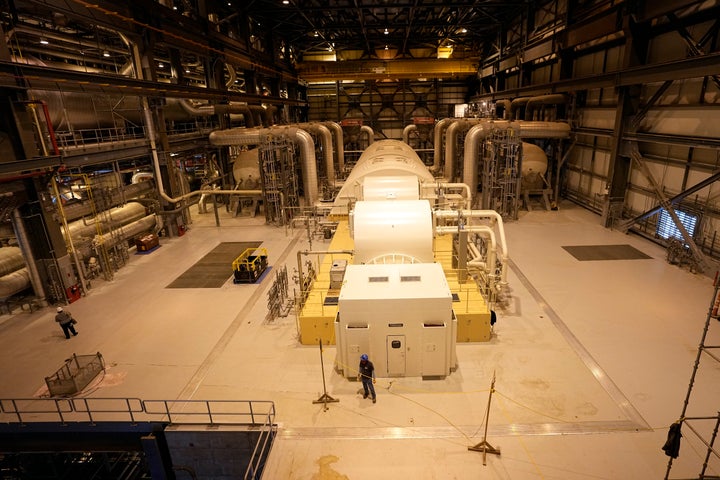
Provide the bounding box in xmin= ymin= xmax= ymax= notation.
xmin=1 ymin=200 xmax=719 ymax=479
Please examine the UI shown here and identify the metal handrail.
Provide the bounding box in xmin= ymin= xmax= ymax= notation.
xmin=0 ymin=397 xmax=275 ymax=427
xmin=244 ymin=408 xmax=278 ymax=480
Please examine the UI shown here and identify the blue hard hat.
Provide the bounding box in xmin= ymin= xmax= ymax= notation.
xmin=360 ymin=354 xmax=368 ymax=361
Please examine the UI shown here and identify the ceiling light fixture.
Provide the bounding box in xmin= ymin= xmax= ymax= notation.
xmin=282 ymin=0 xmax=290 ymax=4
xmin=103 ymin=50 xmax=110 ymax=57
xmin=39 ymin=37 xmax=49 ymax=45
xmin=384 ymin=28 xmax=389 ymax=35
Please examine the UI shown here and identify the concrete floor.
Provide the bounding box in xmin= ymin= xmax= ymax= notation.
xmin=1 ymin=200 xmax=719 ymax=479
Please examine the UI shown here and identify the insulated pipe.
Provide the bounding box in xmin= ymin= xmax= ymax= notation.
xmin=434 ymin=209 xmax=508 ymax=285
xmin=432 ymin=117 xmax=455 ymax=173
xmin=178 ymin=99 xmax=256 ymax=127
xmin=462 ymin=120 xmax=511 ymax=194
xmin=509 ymin=97 xmax=530 ymax=121
xmin=509 ymin=121 xmax=571 ymax=139
xmin=524 ymin=94 xmax=569 ymax=121
xmin=209 ymin=126 xmax=319 ymax=205
xmin=444 ymin=118 xmax=481 ymax=180
xmin=0 ymin=247 xmax=25 ymax=277
xmin=296 ymin=123 xmax=335 ymax=182
xmin=435 ymin=224 xmax=498 ymax=290
xmin=322 ymin=121 xmax=345 ymax=175
xmin=495 ymin=99 xmax=512 ymax=120
xmin=63 ymin=202 xmax=147 ymax=242
xmin=360 ymin=125 xmax=374 ymax=144
xmin=0 ymin=268 xmax=31 ymax=299
xmin=403 ymin=124 xmax=417 ymax=144
xmin=420 ymin=182 xmax=473 ymax=208
xmin=94 ymin=214 xmax=159 ymax=249
xmin=12 ymin=209 xmax=45 ymax=299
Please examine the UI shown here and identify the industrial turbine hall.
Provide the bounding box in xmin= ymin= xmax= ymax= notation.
xmin=1 ymin=0 xmax=720 ymax=478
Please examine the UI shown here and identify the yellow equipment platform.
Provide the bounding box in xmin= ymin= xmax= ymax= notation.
xmin=297 ymin=219 xmax=491 ymax=344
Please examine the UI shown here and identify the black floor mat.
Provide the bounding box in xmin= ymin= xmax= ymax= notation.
xmin=562 ymin=244 xmax=652 ymax=261
xmin=166 ymin=241 xmax=262 ymax=288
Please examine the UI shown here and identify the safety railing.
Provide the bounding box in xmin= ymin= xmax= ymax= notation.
xmin=243 ymin=406 xmax=278 ymax=480
xmin=0 ymin=397 xmax=275 ymax=427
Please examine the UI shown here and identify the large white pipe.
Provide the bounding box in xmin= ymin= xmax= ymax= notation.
xmin=0 ymin=247 xmax=25 ymax=277
xmin=432 ymin=118 xmax=455 ymax=173
xmin=524 ymin=94 xmax=569 ymax=121
xmin=444 ymin=119 xmax=481 ymax=180
xmin=420 ymin=182 xmax=473 ymax=209
xmin=95 ymin=214 xmax=159 ymax=249
xmin=361 ymin=125 xmax=374 ymax=144
xmin=461 ymin=121 xmax=510 ymax=195
xmin=63 ymin=202 xmax=147 ymax=243
xmin=463 ymin=121 xmax=570 ymax=195
xmin=209 ymin=126 xmax=319 ymax=205
xmin=322 ymin=121 xmax=345 ymax=175
xmin=297 ymin=123 xmax=335 ymax=182
xmin=510 ymin=121 xmax=571 ymax=139
xmin=402 ymin=124 xmax=417 ymax=144
xmin=0 ymin=268 xmax=31 ymax=299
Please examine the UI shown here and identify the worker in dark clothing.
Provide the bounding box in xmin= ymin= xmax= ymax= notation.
xmin=357 ymin=353 xmax=376 ymax=403
xmin=55 ymin=306 xmax=78 ymax=339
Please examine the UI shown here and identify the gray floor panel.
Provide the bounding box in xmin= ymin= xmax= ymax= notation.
xmin=166 ymin=241 xmax=261 ymax=288
xmin=562 ymin=243 xmax=652 ymax=261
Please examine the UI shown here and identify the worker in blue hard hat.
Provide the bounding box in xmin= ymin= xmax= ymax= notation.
xmin=357 ymin=353 xmax=376 ymax=403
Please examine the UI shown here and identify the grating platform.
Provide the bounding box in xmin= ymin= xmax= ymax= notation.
xmin=167 ymin=242 xmax=261 ymax=288
xmin=562 ymin=244 xmax=652 ymax=261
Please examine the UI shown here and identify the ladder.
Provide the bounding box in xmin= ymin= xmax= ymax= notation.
xmin=664 ymin=276 xmax=720 ymax=479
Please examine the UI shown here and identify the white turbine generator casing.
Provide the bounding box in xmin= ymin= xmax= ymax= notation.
xmin=362 ymin=175 xmax=420 ymax=201
xmin=331 ymin=139 xmax=460 ymax=379
xmin=351 ymin=200 xmax=433 ymax=264
xmin=332 ymin=139 xmax=435 ymax=215
xmin=335 ymin=262 xmax=456 ymax=378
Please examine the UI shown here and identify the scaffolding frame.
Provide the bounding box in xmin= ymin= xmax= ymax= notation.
xmin=481 ymin=129 xmax=522 ymax=220
xmin=259 ymin=135 xmax=299 ymax=225
xmin=665 ymin=278 xmax=720 ymax=479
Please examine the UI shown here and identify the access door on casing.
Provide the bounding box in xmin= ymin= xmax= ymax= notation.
xmin=386 ymin=335 xmax=406 ymax=376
